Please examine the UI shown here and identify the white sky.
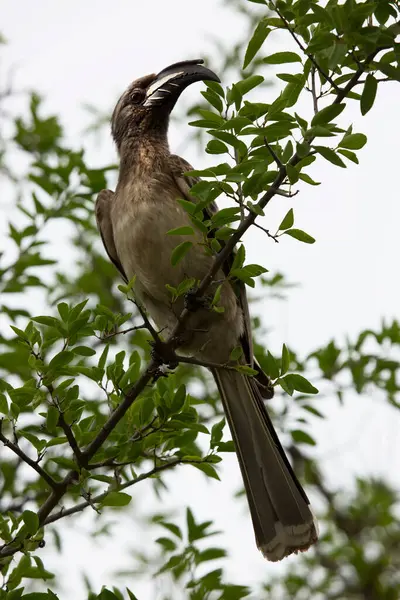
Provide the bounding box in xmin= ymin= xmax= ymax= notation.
xmin=2 ymin=1 xmax=400 ymax=598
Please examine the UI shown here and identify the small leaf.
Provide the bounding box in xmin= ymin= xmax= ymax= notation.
xmin=278 ymin=208 xmax=294 ymax=231
xmin=101 ymin=492 xmax=132 ymax=507
xmin=171 ymin=241 xmax=193 ymax=266
xmin=361 ymin=74 xmax=377 ymax=115
xmin=197 ymin=548 xmax=227 ymax=563
xmin=192 ymin=462 xmax=220 ymax=480
xmin=299 ymin=172 xmax=320 ymax=185
xmin=311 ymin=103 xmax=345 ymax=126
xmin=291 ymin=429 xmax=316 ymax=446
xmin=57 ymin=302 xmax=69 ymax=322
xmin=281 ymin=344 xmax=290 ymax=375
xmin=46 ymin=406 xmax=59 ymax=434
xmin=234 ymin=365 xmax=258 ymax=376
xmin=243 ymin=21 xmax=271 ymax=69
xmin=283 ymin=229 xmax=315 ymax=244
xmin=235 ymin=75 xmax=264 ymax=97
xmin=339 ymin=133 xmax=367 ymax=150
xmin=72 ymin=346 xmax=96 ymax=356
xmin=211 ymin=418 xmax=225 ymax=446
xmin=263 ymin=51 xmax=302 ymax=64
xmin=337 ymin=148 xmax=359 ymax=164
xmin=167 ymin=226 xmax=195 ymax=236
xmin=22 ymin=510 xmax=39 ymax=535
xmin=314 ymin=146 xmax=346 ymax=168
xmin=206 ymin=140 xmax=228 ymax=155
xmin=0 ymin=393 xmax=8 ymax=415
xmin=283 ymin=374 xmax=319 ymax=394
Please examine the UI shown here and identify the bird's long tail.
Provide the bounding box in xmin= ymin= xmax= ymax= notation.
xmin=212 ymin=368 xmax=318 ymax=561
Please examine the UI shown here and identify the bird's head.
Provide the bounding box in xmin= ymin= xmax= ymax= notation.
xmin=111 ymin=59 xmax=220 ymax=149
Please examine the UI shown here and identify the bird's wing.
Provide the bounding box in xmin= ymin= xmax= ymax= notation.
xmin=95 ymin=189 xmax=128 ymax=282
xmin=169 ymin=155 xmax=273 ymax=398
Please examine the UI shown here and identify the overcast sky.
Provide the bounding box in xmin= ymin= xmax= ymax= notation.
xmin=2 ymin=1 xmax=400 ymax=598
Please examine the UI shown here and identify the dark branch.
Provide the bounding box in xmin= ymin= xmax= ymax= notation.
xmin=0 ymin=421 xmax=58 ymax=489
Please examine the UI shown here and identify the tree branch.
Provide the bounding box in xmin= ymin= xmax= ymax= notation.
xmin=0 ymin=421 xmax=58 ymax=490
xmin=42 ymin=457 xmax=205 ymax=526
xmin=270 ymin=0 xmax=341 ymax=93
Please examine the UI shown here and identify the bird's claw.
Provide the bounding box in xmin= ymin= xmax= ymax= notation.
xmin=149 ymin=340 xmax=179 ymax=371
xmin=184 ymin=287 xmax=212 ymax=312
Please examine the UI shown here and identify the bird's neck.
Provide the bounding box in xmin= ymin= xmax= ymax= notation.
xmin=118 ymin=131 xmax=169 ymax=183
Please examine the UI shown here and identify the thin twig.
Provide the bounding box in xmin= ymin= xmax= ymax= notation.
xmin=42 ymin=457 xmax=206 ymax=526
xmin=45 ymin=383 xmax=85 ymax=468
xmin=311 ymin=66 xmax=319 ymax=114
xmin=234 ymin=148 xmax=245 ymax=223
xmin=129 ymin=298 xmax=162 ymax=345
xmin=270 ymin=1 xmax=341 ymax=93
xmin=0 ymin=422 xmax=58 ymax=489
xmin=176 ymin=354 xmax=243 ymax=373
xmin=99 ymin=324 xmax=147 ymax=341
xmin=263 ymin=138 xmax=284 ymax=172
xmin=253 ymin=221 xmax=279 ymax=243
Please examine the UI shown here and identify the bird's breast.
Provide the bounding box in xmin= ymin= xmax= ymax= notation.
xmin=111 ymin=185 xmax=211 ymax=303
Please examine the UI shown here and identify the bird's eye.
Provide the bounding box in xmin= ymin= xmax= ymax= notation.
xmin=130 ymin=89 xmax=145 ymax=104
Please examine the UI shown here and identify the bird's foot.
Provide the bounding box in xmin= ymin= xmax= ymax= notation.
xmin=184 ymin=287 xmax=212 ymax=312
xmin=149 ymin=339 xmax=179 ymax=371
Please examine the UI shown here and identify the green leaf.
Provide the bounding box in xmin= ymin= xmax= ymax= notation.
xmin=339 ymin=133 xmax=367 ymax=150
xmin=299 ymin=173 xmax=321 ymax=185
xmin=337 ymin=148 xmax=359 ymax=164
xmin=0 ymin=392 xmax=8 ymax=415
xmin=311 ymin=104 xmax=345 ymax=126
xmin=212 ymin=207 xmax=241 ymax=227
xmin=361 ymin=74 xmax=377 ymax=116
xmin=281 ymin=344 xmax=290 ymax=375
xmin=206 ymin=80 xmax=225 ymax=98
xmin=264 ymin=351 xmax=280 ymax=380
xmin=171 ymin=241 xmax=193 ymax=266
xmin=22 ymin=510 xmax=39 ymax=535
xmin=283 ymin=374 xmax=319 ymax=394
xmin=234 ymin=365 xmax=258 ymax=376
xmin=291 ymin=429 xmax=316 ymax=446
xmin=31 ymin=316 xmax=61 ymax=328
xmin=46 ymin=406 xmax=59 ymax=434
xmin=171 ymin=385 xmax=186 ymax=413
xmin=278 ymin=209 xmax=294 ymax=231
xmin=211 ymin=418 xmax=225 ymax=446
xmin=57 ymin=302 xmax=69 ymax=322
xmin=49 ymin=351 xmax=74 ymax=370
xmin=283 ymin=229 xmax=315 ymax=244
xmin=206 ymin=140 xmax=228 ymax=155
xmin=101 ymin=492 xmax=132 ymax=507
xmin=235 ymin=75 xmax=264 ymax=97
xmin=192 ymin=462 xmax=220 ymax=480
xmin=243 ymin=20 xmax=271 ymax=69
xmin=201 ymin=90 xmax=224 ymax=113
xmin=155 ymin=537 xmax=177 ymax=552
xmin=72 ymin=346 xmax=96 ymax=356
xmin=263 ymin=51 xmax=302 ymax=64
xmin=314 ymin=146 xmax=346 ymax=168
xmin=167 ymin=226 xmax=195 ymax=236
xmin=197 ymin=547 xmax=227 ymax=563
xmin=158 ymin=521 xmax=182 ymax=539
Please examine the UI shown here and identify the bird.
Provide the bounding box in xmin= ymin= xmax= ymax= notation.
xmin=95 ymin=59 xmax=318 ymax=561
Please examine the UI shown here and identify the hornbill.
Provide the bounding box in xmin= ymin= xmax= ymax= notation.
xmin=95 ymin=59 xmax=318 ymax=561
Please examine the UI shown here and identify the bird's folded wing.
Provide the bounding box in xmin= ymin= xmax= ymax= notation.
xmin=95 ymin=189 xmax=128 ymax=282
xmin=168 ymin=154 xmax=255 ymax=369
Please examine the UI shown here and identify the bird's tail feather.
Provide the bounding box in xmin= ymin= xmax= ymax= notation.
xmin=213 ymin=368 xmax=318 ymax=561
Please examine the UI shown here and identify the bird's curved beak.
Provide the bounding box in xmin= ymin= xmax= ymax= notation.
xmin=143 ymin=59 xmax=220 ymax=108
